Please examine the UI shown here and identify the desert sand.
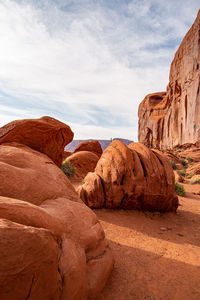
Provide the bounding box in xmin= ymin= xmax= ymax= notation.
xmin=96 ymin=182 xmax=200 ymax=300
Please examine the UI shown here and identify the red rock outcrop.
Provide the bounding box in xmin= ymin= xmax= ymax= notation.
xmin=63 ymin=150 xmax=72 ymax=160
xmin=187 ymin=162 xmax=200 ymax=175
xmin=0 ymin=121 xmax=114 ymax=299
xmin=0 ymin=219 xmax=62 ymax=300
xmin=66 ymin=151 xmax=99 ymax=180
xmin=178 ymin=147 xmax=200 ymax=162
xmin=0 ymin=116 xmax=73 ymax=166
xmin=73 ymin=140 xmax=103 ymax=157
xmin=162 ymin=150 xmax=182 ymax=169
xmin=138 ymin=10 xmax=200 ymax=149
xmin=78 ymin=140 xmax=178 ymax=212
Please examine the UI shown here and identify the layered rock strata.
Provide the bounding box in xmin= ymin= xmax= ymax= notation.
xmin=138 ymin=10 xmax=200 ymax=149
xmin=78 ymin=140 xmax=178 ymax=212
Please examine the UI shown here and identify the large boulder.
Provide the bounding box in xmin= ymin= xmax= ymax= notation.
xmin=0 ymin=116 xmax=73 ymax=166
xmin=66 ymin=151 xmax=100 ymax=180
xmin=0 ymin=142 xmax=114 ymax=299
xmin=73 ymin=140 xmax=103 ymax=157
xmin=0 ymin=219 xmax=62 ymax=300
xmin=0 ymin=143 xmax=79 ymax=205
xmin=78 ymin=141 xmax=178 ymax=212
xmin=138 ymin=10 xmax=200 ymax=149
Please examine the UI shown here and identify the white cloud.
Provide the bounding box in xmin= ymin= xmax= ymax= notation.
xmin=0 ymin=0 xmax=199 ymax=140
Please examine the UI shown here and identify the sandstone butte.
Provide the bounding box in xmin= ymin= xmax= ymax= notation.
xmin=0 ymin=117 xmax=114 ymax=300
xmin=78 ymin=140 xmax=178 ymax=212
xmin=138 ymin=9 xmax=200 ymax=149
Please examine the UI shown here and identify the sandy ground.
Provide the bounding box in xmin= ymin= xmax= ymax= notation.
xmin=94 ymin=183 xmax=200 ymax=300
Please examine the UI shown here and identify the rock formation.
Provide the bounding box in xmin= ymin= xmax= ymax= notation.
xmin=73 ymin=140 xmax=103 ymax=157
xmin=66 ymin=151 xmax=100 ymax=180
xmin=78 ymin=140 xmax=178 ymax=212
xmin=138 ymin=10 xmax=200 ymax=149
xmin=0 ymin=118 xmax=114 ymax=299
xmin=0 ymin=116 xmax=73 ymax=166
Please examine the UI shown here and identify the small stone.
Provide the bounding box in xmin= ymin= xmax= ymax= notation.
xmin=177 ymin=233 xmax=184 ymax=237
xmin=167 ymin=226 xmax=172 ymax=230
xmin=160 ymin=227 xmax=167 ymax=231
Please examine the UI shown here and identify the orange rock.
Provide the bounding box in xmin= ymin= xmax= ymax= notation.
xmin=187 ymin=162 xmax=200 ymax=175
xmin=0 ymin=116 xmax=74 ymax=166
xmin=138 ymin=10 xmax=200 ymax=149
xmin=0 ymin=219 xmax=62 ymax=300
xmin=66 ymin=151 xmax=100 ymax=180
xmin=63 ymin=150 xmax=72 ymax=160
xmin=0 ymin=141 xmax=114 ymax=298
xmin=162 ymin=150 xmax=182 ymax=169
xmin=0 ymin=143 xmax=79 ymax=205
xmin=73 ymin=140 xmax=103 ymax=157
xmin=78 ymin=141 xmax=178 ymax=212
xmin=178 ymin=147 xmax=200 ymax=162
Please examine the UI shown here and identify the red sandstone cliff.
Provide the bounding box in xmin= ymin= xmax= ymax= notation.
xmin=138 ymin=10 xmax=200 ymax=149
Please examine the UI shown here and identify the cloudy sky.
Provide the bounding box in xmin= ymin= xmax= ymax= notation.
xmin=0 ymin=0 xmax=199 ymax=140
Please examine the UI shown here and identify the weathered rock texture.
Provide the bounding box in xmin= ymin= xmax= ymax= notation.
xmin=0 ymin=116 xmax=73 ymax=166
xmin=78 ymin=141 xmax=178 ymax=212
xmin=73 ymin=140 xmax=103 ymax=157
xmin=138 ymin=10 xmax=200 ymax=149
xmin=0 ymin=119 xmax=114 ymax=300
xmin=66 ymin=151 xmax=99 ymax=180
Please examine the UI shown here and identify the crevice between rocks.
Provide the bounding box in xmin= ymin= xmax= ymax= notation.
xmin=25 ymin=275 xmax=35 ymax=300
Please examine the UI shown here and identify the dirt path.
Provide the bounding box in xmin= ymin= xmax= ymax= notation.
xmin=95 ymin=184 xmax=200 ymax=300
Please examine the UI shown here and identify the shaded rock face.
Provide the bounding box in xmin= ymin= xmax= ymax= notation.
xmin=73 ymin=140 xmax=103 ymax=157
xmin=78 ymin=141 xmax=178 ymax=212
xmin=0 ymin=121 xmax=114 ymax=299
xmin=63 ymin=150 xmax=72 ymax=160
xmin=0 ymin=116 xmax=73 ymax=166
xmin=138 ymin=10 xmax=200 ymax=149
xmin=66 ymin=151 xmax=99 ymax=180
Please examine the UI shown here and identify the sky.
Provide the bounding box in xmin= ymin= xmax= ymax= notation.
xmin=0 ymin=0 xmax=199 ymax=140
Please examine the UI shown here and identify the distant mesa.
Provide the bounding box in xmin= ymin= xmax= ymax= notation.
xmin=66 ymin=138 xmax=133 ymax=152
xmin=138 ymin=10 xmax=200 ymax=149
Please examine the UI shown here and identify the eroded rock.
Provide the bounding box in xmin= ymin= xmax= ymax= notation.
xmin=73 ymin=140 xmax=103 ymax=157
xmin=0 ymin=124 xmax=114 ymax=299
xmin=138 ymin=10 xmax=200 ymax=149
xmin=66 ymin=151 xmax=99 ymax=180
xmin=78 ymin=141 xmax=178 ymax=212
xmin=0 ymin=116 xmax=73 ymax=166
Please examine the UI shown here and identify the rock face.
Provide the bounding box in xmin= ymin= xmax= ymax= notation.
xmin=0 ymin=116 xmax=73 ymax=166
xmin=0 ymin=219 xmax=62 ymax=300
xmin=138 ymin=10 xmax=200 ymax=149
xmin=66 ymin=151 xmax=100 ymax=180
xmin=78 ymin=140 xmax=178 ymax=212
xmin=0 ymin=119 xmax=114 ymax=299
xmin=73 ymin=140 xmax=103 ymax=157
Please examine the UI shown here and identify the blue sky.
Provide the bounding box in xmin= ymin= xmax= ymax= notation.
xmin=0 ymin=0 xmax=199 ymax=140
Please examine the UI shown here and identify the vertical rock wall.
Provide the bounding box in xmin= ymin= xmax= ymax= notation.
xmin=138 ymin=10 xmax=200 ymax=149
